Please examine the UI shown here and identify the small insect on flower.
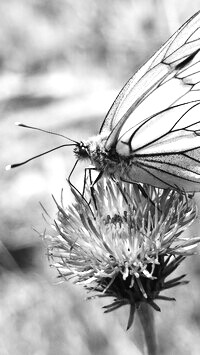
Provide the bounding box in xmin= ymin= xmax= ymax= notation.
xmin=46 ymin=178 xmax=199 ymax=329
xmin=6 ymin=11 xmax=200 ymax=192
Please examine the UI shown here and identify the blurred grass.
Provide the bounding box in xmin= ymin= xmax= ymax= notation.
xmin=1 ymin=0 xmax=200 ymax=354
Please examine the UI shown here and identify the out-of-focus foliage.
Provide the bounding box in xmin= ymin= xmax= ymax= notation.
xmin=1 ymin=0 xmax=158 ymax=75
xmin=1 ymin=1 xmax=200 ymax=354
xmin=0 ymin=0 xmax=198 ymax=76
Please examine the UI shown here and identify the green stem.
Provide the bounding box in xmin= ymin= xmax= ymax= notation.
xmin=137 ymin=303 xmax=157 ymax=355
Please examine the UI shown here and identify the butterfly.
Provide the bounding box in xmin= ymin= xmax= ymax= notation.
xmin=7 ymin=11 xmax=200 ymax=192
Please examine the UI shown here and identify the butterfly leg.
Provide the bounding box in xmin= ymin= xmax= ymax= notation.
xmin=82 ymin=166 xmax=100 ymax=194
xmin=82 ymin=167 xmax=103 ymax=209
xmin=90 ymin=170 xmax=104 ymax=210
xmin=120 ymin=177 xmax=161 ymax=210
xmin=67 ymin=159 xmax=79 ymax=184
xmin=67 ymin=159 xmax=87 ymax=202
xmin=82 ymin=166 xmax=93 ymax=196
xmin=67 ymin=172 xmax=95 ymax=217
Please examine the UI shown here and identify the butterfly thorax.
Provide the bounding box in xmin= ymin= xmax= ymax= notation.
xmin=74 ymin=133 xmax=129 ymax=176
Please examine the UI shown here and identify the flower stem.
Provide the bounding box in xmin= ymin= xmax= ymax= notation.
xmin=137 ymin=303 xmax=157 ymax=355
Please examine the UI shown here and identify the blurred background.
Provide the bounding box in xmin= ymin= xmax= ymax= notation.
xmin=1 ymin=0 xmax=200 ymax=354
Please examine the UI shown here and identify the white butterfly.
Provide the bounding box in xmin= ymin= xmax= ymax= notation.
xmin=74 ymin=10 xmax=200 ymax=192
xmin=8 ymin=11 xmax=200 ymax=192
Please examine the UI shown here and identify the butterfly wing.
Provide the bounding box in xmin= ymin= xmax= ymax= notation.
xmin=125 ymin=150 xmax=200 ymax=191
xmin=99 ymin=11 xmax=200 ymax=191
xmin=118 ymin=102 xmax=200 ymax=191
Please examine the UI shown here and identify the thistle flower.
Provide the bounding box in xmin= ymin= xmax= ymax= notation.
xmin=46 ymin=179 xmax=199 ymax=330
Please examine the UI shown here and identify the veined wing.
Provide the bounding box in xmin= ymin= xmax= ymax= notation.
xmin=116 ymin=102 xmax=200 ymax=156
xmin=125 ymin=148 xmax=200 ymax=191
xmin=115 ymin=99 xmax=200 ymax=191
xmin=100 ymin=11 xmax=200 ymax=150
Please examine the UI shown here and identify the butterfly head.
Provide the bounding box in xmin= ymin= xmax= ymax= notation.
xmin=74 ymin=133 xmax=120 ymax=175
xmin=74 ymin=133 xmax=111 ymax=163
xmin=74 ymin=141 xmax=90 ymax=160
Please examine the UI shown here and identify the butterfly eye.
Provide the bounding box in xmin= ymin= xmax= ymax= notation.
xmin=74 ymin=142 xmax=89 ymax=160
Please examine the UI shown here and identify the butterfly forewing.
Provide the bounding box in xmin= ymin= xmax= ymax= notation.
xmin=99 ymin=25 xmax=179 ymax=135
xmin=102 ymin=11 xmax=200 ymax=140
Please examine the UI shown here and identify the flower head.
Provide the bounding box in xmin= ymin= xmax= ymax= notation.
xmin=46 ymin=179 xmax=199 ymax=329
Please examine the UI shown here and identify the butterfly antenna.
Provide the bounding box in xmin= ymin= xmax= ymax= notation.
xmin=15 ymin=122 xmax=78 ymax=144
xmin=5 ymin=143 xmax=75 ymax=170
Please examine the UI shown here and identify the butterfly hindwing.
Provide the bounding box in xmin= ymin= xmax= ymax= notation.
xmin=126 ymin=149 xmax=200 ymax=191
